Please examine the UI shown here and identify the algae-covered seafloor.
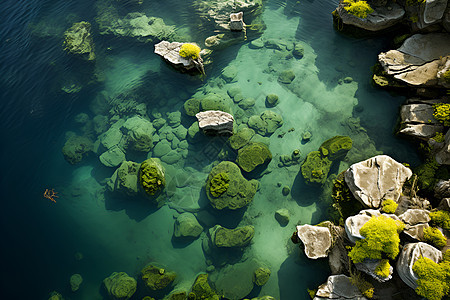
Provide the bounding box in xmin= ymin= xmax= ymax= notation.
xmin=0 ymin=0 xmax=423 ymax=299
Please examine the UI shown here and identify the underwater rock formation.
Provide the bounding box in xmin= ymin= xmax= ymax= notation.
xmin=121 ymin=116 xmax=155 ymax=152
xmin=206 ymin=161 xmax=258 ymax=210
xmin=139 ymin=158 xmax=166 ymax=199
xmin=396 ymin=242 xmax=442 ymax=289
xmin=173 ymin=212 xmax=203 ymax=239
xmin=253 ymin=267 xmax=271 ymax=286
xmin=319 ymin=136 xmax=353 ymax=161
xmin=69 ymin=274 xmax=82 ymax=292
xmin=107 ymin=161 xmax=140 ymax=196
xmin=190 ymin=274 xmax=220 ymax=300
xmin=344 ymin=155 xmax=412 ymax=208
xmin=275 ymin=208 xmax=290 ymax=226
xmin=301 ymin=151 xmax=332 ymax=185
xmin=211 ymin=225 xmax=255 ymax=248
xmin=236 ymin=142 xmax=272 ymax=173
xmin=103 ymin=272 xmax=137 ymax=300
xmin=196 ymin=110 xmax=234 ymax=136
xmin=378 ymin=33 xmax=450 ymax=88
xmin=296 ymin=224 xmax=333 ymax=259
xmin=63 ymin=21 xmax=95 ymax=60
xmin=141 ymin=264 xmax=176 ymax=291
xmin=229 ymin=127 xmax=255 ymax=150
xmin=247 ymin=110 xmax=283 ymax=136
xmin=62 ymin=134 xmax=93 ymax=165
xmin=314 ymin=274 xmax=364 ymax=300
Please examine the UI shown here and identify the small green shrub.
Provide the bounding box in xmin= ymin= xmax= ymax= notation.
xmin=432 ymin=132 xmax=445 ymax=143
xmin=179 ymin=43 xmax=201 ymax=60
xmin=343 ymin=0 xmax=374 ymax=19
xmin=349 ymin=271 xmax=374 ymax=298
xmin=442 ymin=69 xmax=450 ymax=84
xmin=381 ymin=199 xmax=398 ymax=214
xmin=430 ymin=210 xmax=450 ymax=231
xmin=412 ymin=256 xmax=450 ymax=300
xmin=423 ymin=227 xmax=447 ymax=248
xmin=433 ymin=103 xmax=450 ymax=126
xmin=348 ymin=215 xmax=404 ymax=263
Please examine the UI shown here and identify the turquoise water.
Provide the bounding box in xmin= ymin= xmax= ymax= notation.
xmin=0 ymin=0 xmax=420 ymax=299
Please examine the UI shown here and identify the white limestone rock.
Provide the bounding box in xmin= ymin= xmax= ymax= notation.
xmin=436 ymin=129 xmax=450 ymax=165
xmin=396 ymin=242 xmax=442 ymax=289
xmin=196 ymin=110 xmax=234 ymax=135
xmin=296 ymin=224 xmax=332 ymax=259
xmin=344 ymin=155 xmax=412 ymax=208
xmin=314 ymin=274 xmax=366 ymax=300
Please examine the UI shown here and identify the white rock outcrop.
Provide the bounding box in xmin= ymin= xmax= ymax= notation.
xmin=196 ymin=110 xmax=234 ymax=135
xmin=314 ymin=274 xmax=366 ymax=300
xmin=345 ymin=155 xmax=412 ymax=208
xmin=296 ymin=224 xmax=332 ymax=259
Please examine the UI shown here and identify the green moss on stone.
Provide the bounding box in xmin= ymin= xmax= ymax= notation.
xmin=236 ymin=142 xmax=272 ymax=173
xmin=430 ymin=210 xmax=450 ymax=231
xmin=184 ymin=98 xmax=201 ymax=116
xmin=423 ymin=227 xmax=447 ymax=248
xmin=412 ymin=256 xmax=450 ymax=300
xmin=301 ymin=151 xmax=332 ymax=185
xmin=210 ymin=172 xmax=230 ymax=197
xmin=139 ymin=158 xmax=165 ymax=196
xmin=141 ymin=265 xmax=176 ymax=290
xmin=381 ymin=199 xmax=398 ymax=214
xmin=190 ymin=274 xmax=220 ymax=300
xmin=319 ymin=135 xmax=352 ymax=161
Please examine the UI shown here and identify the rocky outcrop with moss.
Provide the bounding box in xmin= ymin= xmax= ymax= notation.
xmin=206 ymin=161 xmax=258 ymax=210
xmin=236 ymin=142 xmax=272 ymax=173
xmin=141 ymin=264 xmax=176 ymax=291
xmin=63 ymin=21 xmax=95 ymax=60
xmin=139 ymin=158 xmax=165 ymax=197
xmin=62 ymin=134 xmax=94 ymax=165
xmin=211 ymin=225 xmax=255 ymax=248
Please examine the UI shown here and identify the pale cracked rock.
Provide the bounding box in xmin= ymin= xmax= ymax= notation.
xmin=399 ymin=209 xmax=431 ymax=241
xmin=196 ymin=110 xmax=234 ymax=136
xmin=314 ymin=275 xmax=365 ymax=300
xmin=378 ymin=33 xmax=450 ymax=87
xmin=296 ymin=224 xmax=332 ymax=259
xmin=154 ymin=41 xmax=201 ymax=71
xmin=396 ymin=242 xmax=442 ymax=289
xmin=345 ymin=210 xmax=400 ymax=243
xmin=344 ymin=155 xmax=412 ymax=208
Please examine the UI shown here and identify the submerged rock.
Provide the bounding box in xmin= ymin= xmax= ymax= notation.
xmin=296 ymin=224 xmax=332 ymax=259
xmin=173 ymin=212 xmax=203 ymax=239
xmin=301 ymin=151 xmax=332 ymax=185
xmin=319 ymin=135 xmax=352 ymax=161
xmin=141 ymin=264 xmax=176 ymax=290
xmin=122 ymin=116 xmax=154 ymax=152
xmin=344 ymin=155 xmax=412 ymax=208
xmin=265 ymin=94 xmax=279 ymax=107
xmin=248 ymin=110 xmax=283 ymax=136
xmin=206 ymin=161 xmax=258 ymax=210
xmin=229 ymin=127 xmax=255 ymax=150
xmin=314 ymin=274 xmax=364 ymax=300
xmin=196 ymin=110 xmax=234 ymax=136
xmin=236 ymin=142 xmax=272 ymax=173
xmin=100 ymin=146 xmax=126 ymax=167
xmin=275 ymin=208 xmax=290 ymax=226
xmin=139 ymin=158 xmax=165 ymax=200
xmin=103 ymin=272 xmax=137 ymax=300
xmin=62 ymin=135 xmax=93 ymax=165
xmin=212 ymin=225 xmax=255 ymax=248
xmin=107 ymin=161 xmax=140 ymax=195
xmin=63 ymin=21 xmax=95 ymax=60
xmin=278 ymin=70 xmax=295 ymax=84
xmin=70 ymin=274 xmax=83 ymax=292
xmin=190 ymin=274 xmax=220 ymax=300
xmin=253 ymin=267 xmax=271 ymax=286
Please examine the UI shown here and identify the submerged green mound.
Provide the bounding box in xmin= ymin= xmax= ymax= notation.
xmin=103 ymin=272 xmax=137 ymax=300
xmin=319 ymin=135 xmax=352 ymax=161
xmin=139 ymin=158 xmax=165 ymax=196
xmin=206 ymin=161 xmax=258 ymax=210
xmin=301 ymin=151 xmax=332 ymax=185
xmin=141 ymin=264 xmax=176 ymax=291
xmin=190 ymin=274 xmax=220 ymax=300
xmin=236 ymin=142 xmax=272 ymax=173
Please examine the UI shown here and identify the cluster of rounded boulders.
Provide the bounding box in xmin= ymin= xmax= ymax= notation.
xmin=141 ymin=264 xmax=176 ymax=290
xmin=103 ymin=272 xmax=137 ymax=300
xmin=236 ymin=142 xmax=272 ymax=173
xmin=212 ymin=225 xmax=255 ymax=248
xmin=296 ymin=224 xmax=333 ymax=259
xmin=344 ymin=155 xmax=412 ymax=208
xmin=396 ymin=242 xmax=442 ymax=289
xmin=206 ymin=161 xmax=258 ymax=210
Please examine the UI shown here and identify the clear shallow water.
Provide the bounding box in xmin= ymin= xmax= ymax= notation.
xmin=0 ymin=0 xmax=419 ymax=299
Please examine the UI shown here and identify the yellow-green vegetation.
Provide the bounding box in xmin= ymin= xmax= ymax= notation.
xmin=412 ymin=256 xmax=450 ymax=300
xmin=430 ymin=210 xmax=450 ymax=231
xmin=139 ymin=159 xmax=165 ymax=196
xmin=350 ymin=271 xmax=374 ymax=298
xmin=301 ymin=151 xmax=332 ymax=185
xmin=348 ymin=215 xmax=405 ymax=263
xmin=209 ymin=172 xmax=230 ymax=197
xmin=236 ymin=142 xmax=272 ymax=173
xmin=381 ymin=199 xmax=398 ymax=214
xmin=406 ymin=0 xmax=427 ymax=6
xmin=423 ymin=227 xmax=447 ymax=248
xmin=343 ymin=0 xmax=374 ymax=19
xmin=141 ymin=265 xmax=176 ymax=290
xmin=331 ymin=174 xmax=363 ymax=222
xmin=433 ymin=103 xmax=450 ymax=126
xmin=319 ymin=135 xmax=353 ymax=161
xmin=179 ymin=43 xmax=201 ymax=60
xmin=415 ymin=160 xmax=439 ymax=192
xmin=432 ymin=132 xmax=445 ymax=143
xmin=442 ymin=69 xmax=450 ymax=84
xmin=307 ymin=288 xmax=317 ymax=299
xmin=374 ymin=259 xmax=391 ymax=278
xmin=190 ymin=274 xmax=220 ymax=300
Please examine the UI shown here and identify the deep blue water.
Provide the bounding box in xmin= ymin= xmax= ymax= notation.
xmin=0 ymin=0 xmax=419 ymax=299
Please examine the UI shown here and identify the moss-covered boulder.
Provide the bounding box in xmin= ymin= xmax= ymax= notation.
xmin=206 ymin=161 xmax=258 ymax=210
xmin=301 ymin=151 xmax=332 ymax=185
xmin=253 ymin=267 xmax=271 ymax=286
xmin=139 ymin=158 xmax=165 ymax=196
xmin=184 ymin=98 xmax=201 ymax=117
xmin=319 ymin=135 xmax=352 ymax=161
xmin=236 ymin=142 xmax=272 ymax=173
xmin=229 ymin=127 xmax=255 ymax=150
xmin=103 ymin=272 xmax=137 ymax=300
xmin=190 ymin=274 xmax=220 ymax=300
xmin=141 ymin=264 xmax=176 ymax=291
xmin=200 ymin=94 xmax=232 ymax=114
xmin=212 ymin=225 xmax=255 ymax=248
xmin=62 ymin=134 xmax=93 ymax=164
xmin=107 ymin=161 xmax=140 ymax=195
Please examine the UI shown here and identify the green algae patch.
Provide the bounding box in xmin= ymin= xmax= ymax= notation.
xmin=139 ymin=158 xmax=165 ymax=196
xmin=209 ymin=172 xmax=230 ymax=197
xmin=319 ymin=135 xmax=352 ymax=161
xmin=103 ymin=272 xmax=137 ymax=300
xmin=206 ymin=161 xmax=258 ymax=210
xmin=380 ymin=199 xmax=398 ymax=214
xmin=412 ymin=255 xmax=450 ymax=300
xmin=301 ymin=151 xmax=332 ymax=185
xmin=236 ymin=142 xmax=272 ymax=173
xmin=141 ymin=264 xmax=176 ymax=291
